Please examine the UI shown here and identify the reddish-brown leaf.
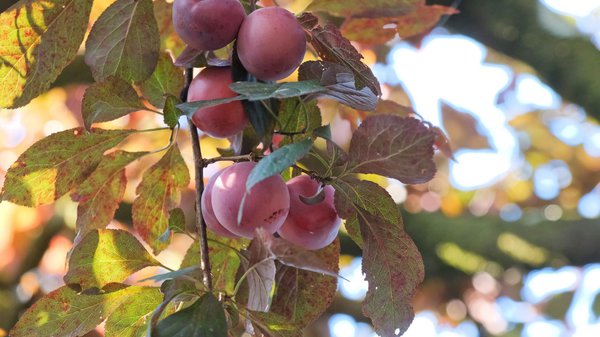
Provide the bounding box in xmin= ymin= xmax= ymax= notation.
xmin=306 ymin=0 xmax=421 ymax=18
xmin=347 ymin=115 xmax=436 ymax=184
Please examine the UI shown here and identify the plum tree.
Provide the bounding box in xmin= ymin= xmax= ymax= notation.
xmin=188 ymin=67 xmax=248 ymax=138
xmin=172 ymin=0 xmax=245 ymax=51
xmin=202 ymin=169 xmax=239 ymax=238
xmin=211 ymin=162 xmax=290 ymax=238
xmin=236 ymin=7 xmax=306 ymax=81
xmin=278 ymin=175 xmax=341 ymax=250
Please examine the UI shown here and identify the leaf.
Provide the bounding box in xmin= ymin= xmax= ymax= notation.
xmin=72 ymin=151 xmax=146 ymax=237
xmin=303 ymin=18 xmax=381 ymax=95
xmin=162 ymin=95 xmax=182 ymax=128
xmin=104 ymin=287 xmax=163 ymax=337
xmin=168 ymin=208 xmax=187 ymax=233
xmin=254 ymin=239 xmax=340 ymax=333
xmin=341 ymin=5 xmax=459 ymax=44
xmin=177 ymin=81 xmax=324 ymax=117
xmin=139 ymin=52 xmax=184 ymax=108
xmin=85 ymin=0 xmax=160 ymax=82
xmin=153 ymin=0 xmax=186 ymax=56
xmin=132 ymin=145 xmax=190 ymax=253
xmin=278 ymin=99 xmax=322 ymax=144
xmin=10 ymin=285 xmax=160 ymax=337
xmin=154 ymin=293 xmax=228 ymax=337
xmin=298 ymin=61 xmax=378 ymax=111
xmin=182 ymin=235 xmax=249 ymax=294
xmin=82 ymin=76 xmax=146 ymax=130
xmin=174 ymin=46 xmax=207 ymax=68
xmin=371 ymin=99 xmax=414 ymax=117
xmin=1 ymin=128 xmax=132 ymax=207
xmin=441 ymin=102 xmax=491 ymax=150
xmin=431 ymin=126 xmax=455 ymax=161
xmin=347 ymin=115 xmax=436 ymax=184
xmin=0 ymin=0 xmax=93 ymax=108
xmin=246 ymin=139 xmax=313 ymax=192
xmin=64 ymin=229 xmax=160 ymax=289
xmin=333 ymin=179 xmax=424 ymax=337
xmin=306 ymin=0 xmax=420 ymax=18
xmin=141 ymin=266 xmax=199 ymax=283
xmin=244 ymin=237 xmax=277 ymax=312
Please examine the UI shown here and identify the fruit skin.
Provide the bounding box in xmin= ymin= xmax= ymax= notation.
xmin=202 ymin=169 xmax=239 ymax=238
xmin=237 ymin=7 xmax=306 ymax=81
xmin=172 ymin=0 xmax=245 ymax=51
xmin=188 ymin=67 xmax=248 ymax=138
xmin=211 ymin=162 xmax=290 ymax=238
xmin=278 ymin=175 xmax=341 ymax=250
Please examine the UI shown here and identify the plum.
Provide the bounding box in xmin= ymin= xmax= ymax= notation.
xmin=188 ymin=67 xmax=248 ymax=138
xmin=173 ymin=0 xmax=245 ymax=51
xmin=211 ymin=162 xmax=290 ymax=238
xmin=278 ymin=175 xmax=341 ymax=250
xmin=201 ymin=169 xmax=239 ymax=238
xmin=236 ymin=7 xmax=306 ymax=81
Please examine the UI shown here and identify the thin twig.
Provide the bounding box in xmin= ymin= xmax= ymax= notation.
xmin=203 ymin=153 xmax=259 ymax=166
xmin=183 ymin=67 xmax=213 ymax=291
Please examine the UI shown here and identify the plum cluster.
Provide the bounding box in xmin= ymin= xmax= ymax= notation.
xmin=173 ymin=0 xmax=306 ymax=138
xmin=202 ymin=163 xmax=341 ymax=250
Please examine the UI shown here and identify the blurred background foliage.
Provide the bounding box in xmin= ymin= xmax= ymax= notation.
xmin=1 ymin=0 xmax=600 ymax=337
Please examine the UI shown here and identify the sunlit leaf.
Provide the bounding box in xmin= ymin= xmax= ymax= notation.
xmin=441 ymin=102 xmax=491 ymax=150
xmin=72 ymin=151 xmax=147 ymax=236
xmin=132 ymin=145 xmax=190 ymax=253
xmin=168 ymin=207 xmax=187 ymax=234
xmin=10 ymin=285 xmax=160 ymax=337
xmin=64 ymin=229 xmax=160 ymax=289
xmin=306 ymin=0 xmax=420 ymax=18
xmin=347 ymin=115 xmax=436 ymax=184
xmin=153 ymin=0 xmax=186 ymax=56
xmin=1 ymin=128 xmax=132 ymax=207
xmin=246 ymin=139 xmax=313 ymax=192
xmin=154 ymin=293 xmax=227 ymax=337
xmin=333 ymin=179 xmax=424 ymax=337
xmin=104 ymin=287 xmax=163 ymax=337
xmin=82 ymin=76 xmax=146 ymax=130
xmin=162 ymin=95 xmax=183 ymax=128
xmin=85 ymin=0 xmax=159 ymax=82
xmin=244 ymin=236 xmax=276 ymax=312
xmin=0 ymin=0 xmax=93 ymax=108
xmin=139 ymin=52 xmax=184 ymax=108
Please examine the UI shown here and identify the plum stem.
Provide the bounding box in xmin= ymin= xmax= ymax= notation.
xmin=184 ymin=67 xmax=213 ymax=291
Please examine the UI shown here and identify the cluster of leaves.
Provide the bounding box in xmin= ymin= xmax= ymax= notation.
xmin=0 ymin=0 xmax=455 ymax=336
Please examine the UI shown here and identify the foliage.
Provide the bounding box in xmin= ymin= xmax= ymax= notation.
xmin=0 ymin=0 xmax=456 ymax=336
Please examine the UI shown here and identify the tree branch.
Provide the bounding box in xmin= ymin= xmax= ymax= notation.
xmin=183 ymin=68 xmax=213 ymax=291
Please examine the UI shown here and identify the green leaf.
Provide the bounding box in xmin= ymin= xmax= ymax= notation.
xmin=168 ymin=207 xmax=187 ymax=234
xmin=246 ymin=138 xmax=313 ymax=192
xmin=153 ymin=0 xmax=186 ymax=56
xmin=278 ymin=98 xmax=322 ymax=146
xmin=141 ymin=266 xmax=198 ymax=283
xmin=333 ymin=179 xmax=424 ymax=337
xmin=182 ymin=235 xmax=249 ymax=295
xmin=1 ymin=128 xmax=132 ymax=207
xmin=162 ymin=95 xmax=182 ymax=128
xmin=306 ymin=0 xmax=420 ymax=18
xmin=64 ymin=229 xmax=161 ymax=289
xmin=302 ymin=17 xmax=381 ymax=96
xmin=254 ymin=239 xmax=340 ymax=334
xmin=177 ymin=81 xmax=324 ymax=117
xmin=82 ymin=76 xmax=146 ymax=130
xmin=154 ymin=293 xmax=228 ymax=337
xmin=0 ymin=0 xmax=93 ymax=108
xmin=72 ymin=151 xmax=146 ymax=236
xmin=139 ymin=52 xmax=184 ymax=108
xmin=347 ymin=115 xmax=436 ymax=184
xmin=104 ymin=287 xmax=163 ymax=337
xmin=132 ymin=145 xmax=190 ymax=253
xmin=9 ymin=285 xmax=159 ymax=337
xmin=85 ymin=0 xmax=160 ymax=82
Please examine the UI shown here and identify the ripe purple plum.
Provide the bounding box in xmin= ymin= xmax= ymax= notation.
xmin=236 ymin=7 xmax=306 ymax=81
xmin=201 ymin=169 xmax=239 ymax=238
xmin=172 ymin=0 xmax=245 ymax=51
xmin=278 ymin=175 xmax=341 ymax=250
xmin=188 ymin=67 xmax=248 ymax=138
xmin=211 ymin=162 xmax=290 ymax=238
